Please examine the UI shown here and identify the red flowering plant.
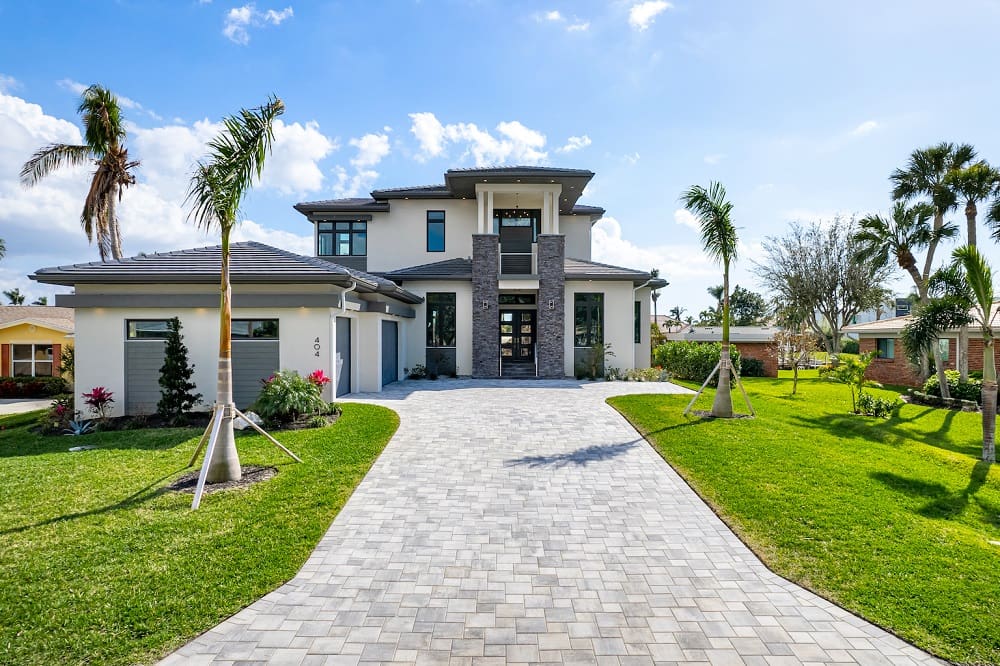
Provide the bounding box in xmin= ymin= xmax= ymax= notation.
xmin=308 ymin=369 xmax=331 ymax=388
xmin=81 ymin=386 xmax=115 ymax=420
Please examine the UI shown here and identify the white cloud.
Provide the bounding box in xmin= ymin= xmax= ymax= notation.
xmin=629 ymin=1 xmax=672 ymax=30
xmin=349 ymin=132 xmax=390 ymax=168
xmin=567 ymin=21 xmax=590 ymax=31
xmin=557 ymin=135 xmax=592 ymax=153
xmin=703 ymin=153 xmax=725 ymax=165
xmin=674 ymin=209 xmax=699 ymax=231
xmin=0 ymin=74 xmax=19 ymax=93
xmin=592 ymin=216 xmax=716 ymax=278
xmin=849 ymin=120 xmax=879 ymax=137
xmin=223 ymin=4 xmax=294 ymax=44
xmin=407 ymin=112 xmax=548 ymax=166
xmin=262 ymin=119 xmax=338 ymax=194
xmin=622 ymin=152 xmax=640 ymax=165
xmin=330 ymin=165 xmax=379 ymax=199
xmin=57 ymin=78 xmax=162 ymax=121
xmin=539 ymin=10 xmax=562 ymax=21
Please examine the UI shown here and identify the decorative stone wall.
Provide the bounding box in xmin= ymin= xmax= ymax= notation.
xmin=537 ymin=235 xmax=566 ymax=378
xmin=472 ymin=234 xmax=500 ymax=378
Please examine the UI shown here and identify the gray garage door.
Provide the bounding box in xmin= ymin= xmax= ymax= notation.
xmin=232 ymin=340 xmax=279 ymax=409
xmin=381 ymin=321 xmax=398 ymax=387
xmin=336 ymin=317 xmax=351 ymax=397
xmin=125 ymin=340 xmax=167 ymax=415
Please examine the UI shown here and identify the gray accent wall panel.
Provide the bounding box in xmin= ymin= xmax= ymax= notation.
xmin=336 ymin=317 xmax=352 ymax=397
xmin=537 ymin=235 xmax=566 ymax=378
xmin=472 ymin=235 xmax=500 ymax=378
xmin=324 ymin=255 xmax=368 ymax=272
xmin=125 ymin=341 xmax=167 ymax=415
xmin=381 ymin=321 xmax=398 ymax=387
xmin=232 ymin=341 xmax=279 ymax=409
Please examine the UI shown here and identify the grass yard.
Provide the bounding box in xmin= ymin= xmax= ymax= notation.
xmin=609 ymin=378 xmax=1000 ymax=665
xmin=0 ymin=404 xmax=398 ymax=666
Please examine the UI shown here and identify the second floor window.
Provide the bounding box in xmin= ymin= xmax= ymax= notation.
xmin=318 ymin=221 xmax=367 ymax=257
xmin=427 ymin=211 xmax=445 ymax=252
xmin=426 ymin=292 xmax=456 ymax=347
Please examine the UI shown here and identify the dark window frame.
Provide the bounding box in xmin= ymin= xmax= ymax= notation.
xmin=634 ymin=301 xmax=642 ymax=344
xmin=126 ymin=319 xmax=172 ymax=340
xmin=492 ymin=209 xmax=542 ymax=242
xmin=232 ymin=319 xmax=280 ymax=340
xmin=318 ymin=220 xmax=367 ymax=257
xmin=574 ymin=293 xmax=604 ymax=348
xmin=426 ymin=292 xmax=457 ymax=348
xmin=875 ymin=337 xmax=895 ymax=360
xmin=426 ymin=210 xmax=446 ymax=252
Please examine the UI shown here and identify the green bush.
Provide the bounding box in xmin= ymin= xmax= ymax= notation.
xmin=740 ymin=358 xmax=766 ymax=377
xmin=857 ymin=392 xmax=899 ymax=418
xmin=0 ymin=376 xmax=70 ymax=398
xmin=923 ymin=370 xmax=982 ymax=404
xmin=652 ymin=341 xmax=741 ymax=386
xmin=251 ymin=370 xmax=328 ymax=423
xmin=841 ymin=339 xmax=859 ymax=354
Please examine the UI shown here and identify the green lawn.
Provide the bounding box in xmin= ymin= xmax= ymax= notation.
xmin=609 ymin=378 xmax=1000 ymax=665
xmin=0 ymin=404 xmax=398 ymax=666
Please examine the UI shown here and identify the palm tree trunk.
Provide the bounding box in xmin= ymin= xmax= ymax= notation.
xmin=933 ymin=345 xmax=951 ymax=400
xmin=206 ymin=227 xmax=241 ymax=483
xmin=958 ymin=327 xmax=969 ymax=381
xmin=982 ymin=338 xmax=996 ymax=463
xmin=712 ymin=266 xmax=735 ymax=418
xmin=966 ymin=202 xmax=977 ymax=248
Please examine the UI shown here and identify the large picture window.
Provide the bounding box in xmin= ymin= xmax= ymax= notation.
xmin=426 ymin=292 xmax=456 ymax=347
xmin=574 ymin=293 xmax=604 ymax=347
xmin=492 ymin=209 xmax=541 ymax=241
xmin=126 ymin=319 xmax=171 ymax=339
xmin=12 ymin=344 xmax=53 ymax=377
xmin=232 ymin=319 xmax=279 ymax=339
xmin=426 ymin=211 xmax=445 ymax=252
xmin=876 ymin=338 xmax=895 ymax=360
xmin=318 ymin=220 xmax=367 ymax=257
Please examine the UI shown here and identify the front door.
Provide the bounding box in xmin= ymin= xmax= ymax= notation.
xmin=500 ymin=310 xmax=536 ymax=364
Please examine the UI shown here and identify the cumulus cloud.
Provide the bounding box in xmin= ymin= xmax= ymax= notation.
xmin=849 ymin=120 xmax=879 ymax=137
xmin=629 ymin=1 xmax=672 ymax=30
xmin=557 ymin=135 xmax=592 ymax=153
xmin=622 ymin=152 xmax=640 ymax=165
xmin=223 ymin=4 xmax=294 ymax=44
xmin=330 ymin=165 xmax=379 ymax=199
xmin=408 ymin=112 xmax=548 ymax=166
xmin=349 ymin=132 xmax=390 ymax=169
xmin=0 ymin=74 xmax=18 ymax=93
xmin=592 ymin=216 xmax=716 ymax=278
xmin=262 ymin=119 xmax=338 ymax=194
xmin=539 ymin=10 xmax=562 ymax=21
xmin=567 ymin=21 xmax=590 ymax=31
xmin=673 ymin=209 xmax=699 ymax=231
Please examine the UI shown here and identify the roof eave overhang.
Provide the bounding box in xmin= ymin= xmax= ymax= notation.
xmin=294 ymin=202 xmax=390 ymax=215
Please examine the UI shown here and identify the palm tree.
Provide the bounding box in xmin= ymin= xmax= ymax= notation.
xmin=186 ymin=95 xmax=284 ymax=484
xmin=20 ymin=85 xmax=139 ymax=261
xmin=854 ymin=201 xmax=958 ymax=396
xmin=31 ymin=296 xmax=48 ymax=306
xmin=890 ymin=142 xmax=975 ymax=383
xmin=4 ymin=288 xmax=25 ymax=305
xmin=681 ymin=182 xmax=739 ymax=418
xmin=0 ymin=238 xmax=5 ymax=261
xmin=946 ymin=161 xmax=1000 ymax=248
xmin=650 ymin=268 xmax=661 ymax=324
xmin=957 ymin=246 xmax=999 ymax=463
xmin=668 ymin=305 xmax=686 ymax=326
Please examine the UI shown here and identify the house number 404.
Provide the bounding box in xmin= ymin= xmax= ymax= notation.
xmin=314 ymin=337 xmax=321 ymax=357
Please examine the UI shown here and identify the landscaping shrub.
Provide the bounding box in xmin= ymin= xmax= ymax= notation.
xmin=652 ymin=341 xmax=741 ymax=386
xmin=81 ymin=386 xmax=115 ymax=420
xmin=841 ymin=339 xmax=859 ymax=354
xmin=857 ymin=392 xmax=899 ymax=418
xmin=252 ymin=370 xmax=328 ymax=423
xmin=0 ymin=376 xmax=70 ymax=398
xmin=605 ymin=367 xmax=672 ymax=382
xmin=923 ymin=370 xmax=983 ymax=404
xmin=157 ymin=318 xmax=201 ymax=424
xmin=740 ymin=358 xmax=766 ymax=377
xmin=36 ymin=394 xmax=75 ymax=434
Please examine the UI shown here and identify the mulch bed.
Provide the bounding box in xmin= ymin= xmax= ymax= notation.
xmin=166 ymin=465 xmax=278 ymax=494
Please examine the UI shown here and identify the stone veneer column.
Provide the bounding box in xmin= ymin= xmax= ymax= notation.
xmin=537 ymin=234 xmax=566 ymax=378
xmin=472 ymin=234 xmax=500 ymax=378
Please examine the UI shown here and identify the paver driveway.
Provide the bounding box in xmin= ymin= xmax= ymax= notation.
xmin=164 ymin=380 xmax=942 ymax=666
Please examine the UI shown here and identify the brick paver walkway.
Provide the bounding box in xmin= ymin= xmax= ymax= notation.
xmin=163 ymin=379 xmax=942 ymax=665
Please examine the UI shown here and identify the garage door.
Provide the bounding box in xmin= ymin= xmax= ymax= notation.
xmin=381 ymin=321 xmax=398 ymax=387
xmin=336 ymin=317 xmax=351 ymax=397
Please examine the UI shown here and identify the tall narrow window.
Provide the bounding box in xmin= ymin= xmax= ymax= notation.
xmin=574 ymin=293 xmax=604 ymax=347
xmin=426 ymin=293 xmax=457 ymax=347
xmin=634 ymin=301 xmax=642 ymax=343
xmin=318 ymin=220 xmax=367 ymax=257
xmin=876 ymin=338 xmax=895 ymax=360
xmin=427 ymin=211 xmax=445 ymax=252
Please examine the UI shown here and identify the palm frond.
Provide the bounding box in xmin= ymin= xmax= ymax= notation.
xmin=679 ymin=182 xmax=738 ymax=266
xmin=79 ymin=85 xmax=126 ymax=155
xmin=19 ymin=143 xmax=91 ymax=186
xmin=953 ymin=245 xmax=995 ymax=331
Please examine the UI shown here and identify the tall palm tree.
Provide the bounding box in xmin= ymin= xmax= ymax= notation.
xmin=3 ymin=288 xmax=25 ymax=305
xmin=681 ymin=182 xmax=739 ymax=418
xmin=186 ymin=95 xmax=285 ymax=484
xmin=20 ymin=85 xmax=139 ymax=261
xmin=945 ymin=161 xmax=1000 ymax=247
xmin=31 ymin=296 xmax=48 ymax=306
xmin=854 ymin=201 xmax=958 ymax=396
xmin=650 ymin=268 xmax=661 ymax=324
xmin=890 ymin=142 xmax=975 ymax=383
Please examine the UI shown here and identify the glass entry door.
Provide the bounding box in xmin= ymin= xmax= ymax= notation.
xmin=500 ymin=310 xmax=536 ymax=363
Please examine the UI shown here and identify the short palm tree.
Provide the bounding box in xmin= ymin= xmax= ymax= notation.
xmin=186 ymin=95 xmax=285 ymax=483
xmin=958 ymin=246 xmax=999 ymax=463
xmin=20 ymin=85 xmax=139 ymax=261
xmin=681 ymin=182 xmax=739 ymax=418
xmin=854 ymin=201 xmax=957 ymax=396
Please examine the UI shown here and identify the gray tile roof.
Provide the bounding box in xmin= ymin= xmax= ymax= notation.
xmin=30 ymin=242 xmax=422 ymax=304
xmin=569 ymin=204 xmax=605 ymax=216
xmin=382 ymin=256 xmax=653 ymax=284
xmin=293 ymin=198 xmax=390 ymax=214
xmin=564 ymin=258 xmax=651 ymax=282
xmin=369 ymin=184 xmax=451 ymax=198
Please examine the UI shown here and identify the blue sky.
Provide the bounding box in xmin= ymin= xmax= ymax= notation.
xmin=2 ymin=0 xmax=1000 ymax=317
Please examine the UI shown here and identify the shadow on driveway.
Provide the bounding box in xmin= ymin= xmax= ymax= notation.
xmin=503 ymin=440 xmax=640 ymax=468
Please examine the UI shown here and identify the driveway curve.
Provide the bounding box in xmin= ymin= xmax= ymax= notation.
xmin=163 ymin=379 xmax=941 ymax=665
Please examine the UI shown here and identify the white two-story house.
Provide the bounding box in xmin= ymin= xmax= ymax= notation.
xmin=32 ymin=166 xmax=664 ymax=415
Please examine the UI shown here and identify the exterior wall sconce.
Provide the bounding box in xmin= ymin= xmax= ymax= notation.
xmin=482 ymin=300 xmax=490 ymax=310
xmin=547 ymin=299 xmax=555 ymax=311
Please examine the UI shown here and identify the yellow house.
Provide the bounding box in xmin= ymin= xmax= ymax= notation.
xmin=0 ymin=306 xmax=74 ymax=379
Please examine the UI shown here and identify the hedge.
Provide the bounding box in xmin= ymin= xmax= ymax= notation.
xmin=922 ymin=370 xmax=982 ymax=405
xmin=0 ymin=376 xmax=70 ymax=398
xmin=653 ymin=341 xmax=741 ymax=386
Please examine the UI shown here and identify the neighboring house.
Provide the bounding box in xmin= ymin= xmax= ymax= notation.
xmin=32 ymin=166 xmax=663 ymax=416
xmin=842 ymin=316 xmax=959 ymax=387
xmin=664 ymin=325 xmax=780 ymax=377
xmin=0 ymin=306 xmax=73 ymax=378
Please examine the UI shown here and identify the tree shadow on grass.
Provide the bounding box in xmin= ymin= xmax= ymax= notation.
xmin=871 ymin=461 xmax=999 ymax=529
xmin=0 ymin=427 xmax=201 ymax=458
xmin=0 ymin=467 xmax=188 ymax=537
xmin=788 ymin=411 xmax=981 ymax=458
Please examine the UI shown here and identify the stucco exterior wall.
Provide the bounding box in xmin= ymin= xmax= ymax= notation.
xmin=363 ymin=199 xmax=479 ymax=273
xmin=634 ymin=288 xmax=651 ymax=369
xmin=395 ymin=280 xmax=474 ymax=378
xmin=561 ymin=216 xmax=592 ymax=261
xmin=0 ymin=323 xmax=72 ymax=347
xmin=564 ymin=280 xmax=638 ymax=377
